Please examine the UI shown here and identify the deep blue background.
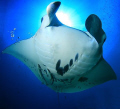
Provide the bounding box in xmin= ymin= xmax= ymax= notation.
xmin=0 ymin=0 xmax=120 ymax=109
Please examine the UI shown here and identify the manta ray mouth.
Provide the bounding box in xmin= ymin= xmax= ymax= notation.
xmin=56 ymin=53 xmax=79 ymax=76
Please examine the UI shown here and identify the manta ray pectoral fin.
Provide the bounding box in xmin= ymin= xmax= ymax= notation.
xmin=65 ymin=58 xmax=116 ymax=93
xmin=84 ymin=57 xmax=117 ymax=88
xmin=46 ymin=1 xmax=63 ymax=27
xmin=2 ymin=38 xmax=39 ymax=78
xmin=85 ymin=14 xmax=106 ymax=44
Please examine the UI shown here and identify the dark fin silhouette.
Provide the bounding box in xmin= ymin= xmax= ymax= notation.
xmin=85 ymin=14 xmax=106 ymax=44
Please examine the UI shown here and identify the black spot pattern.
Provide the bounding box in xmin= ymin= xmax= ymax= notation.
xmin=69 ymin=59 xmax=73 ymax=66
xmin=64 ymin=64 xmax=69 ymax=72
xmin=56 ymin=60 xmax=61 ymax=71
xmin=57 ymin=67 xmax=64 ymax=76
xmin=75 ymin=53 xmax=79 ymax=61
xmin=78 ymin=77 xmax=88 ymax=82
xmin=56 ymin=53 xmax=79 ymax=76
xmin=56 ymin=60 xmax=69 ymax=76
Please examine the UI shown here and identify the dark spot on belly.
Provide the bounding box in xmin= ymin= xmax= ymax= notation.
xmin=69 ymin=59 xmax=73 ymax=66
xmin=75 ymin=53 xmax=79 ymax=61
xmin=57 ymin=67 xmax=64 ymax=76
xmin=56 ymin=60 xmax=61 ymax=70
xmin=64 ymin=64 xmax=69 ymax=72
xmin=78 ymin=77 xmax=88 ymax=82
xmin=56 ymin=60 xmax=65 ymax=76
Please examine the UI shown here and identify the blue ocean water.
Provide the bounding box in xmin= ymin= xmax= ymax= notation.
xmin=0 ymin=0 xmax=120 ymax=109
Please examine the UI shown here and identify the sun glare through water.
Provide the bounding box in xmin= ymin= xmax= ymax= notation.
xmin=56 ymin=10 xmax=85 ymax=31
xmin=56 ymin=12 xmax=73 ymax=27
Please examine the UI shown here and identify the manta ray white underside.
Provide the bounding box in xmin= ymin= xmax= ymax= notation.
xmin=3 ymin=1 xmax=116 ymax=93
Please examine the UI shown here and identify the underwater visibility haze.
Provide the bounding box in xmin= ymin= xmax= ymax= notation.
xmin=0 ymin=0 xmax=120 ymax=109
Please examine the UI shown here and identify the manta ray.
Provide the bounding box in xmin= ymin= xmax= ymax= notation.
xmin=3 ymin=1 xmax=116 ymax=93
